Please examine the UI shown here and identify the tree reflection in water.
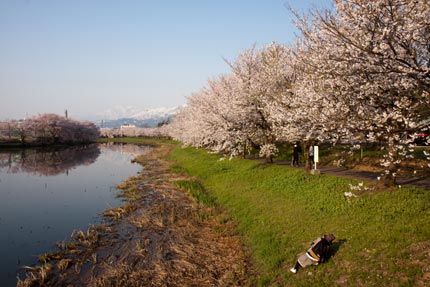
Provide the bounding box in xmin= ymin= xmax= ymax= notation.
xmin=99 ymin=142 xmax=152 ymax=156
xmin=0 ymin=144 xmax=100 ymax=176
xmin=0 ymin=142 xmax=154 ymax=287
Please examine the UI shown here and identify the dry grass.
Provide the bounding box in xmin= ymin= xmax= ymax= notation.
xmin=57 ymin=259 xmax=72 ymax=272
xmin=17 ymin=264 xmax=53 ymax=287
xmin=18 ymin=143 xmax=251 ymax=286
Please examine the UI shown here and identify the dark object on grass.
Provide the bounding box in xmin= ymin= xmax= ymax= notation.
xmin=290 ymin=234 xmax=335 ymax=274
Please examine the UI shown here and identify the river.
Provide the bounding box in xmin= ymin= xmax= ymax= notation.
xmin=0 ymin=142 xmax=150 ymax=286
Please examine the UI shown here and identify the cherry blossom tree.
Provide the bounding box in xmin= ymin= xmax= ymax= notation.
xmin=100 ymin=125 xmax=171 ymax=139
xmin=0 ymin=114 xmax=99 ymax=145
xmin=291 ymin=0 xmax=430 ymax=182
xmin=169 ymin=74 xmax=252 ymax=157
xmin=225 ymin=46 xmax=278 ymax=162
xmin=169 ymin=43 xmax=314 ymax=163
xmin=0 ymin=122 xmax=14 ymax=140
xmin=168 ymin=0 xmax=430 ymax=183
xmin=74 ymin=120 xmax=100 ymax=143
xmin=20 ymin=119 xmax=35 ymax=143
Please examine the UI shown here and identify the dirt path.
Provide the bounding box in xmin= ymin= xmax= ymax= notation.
xmin=18 ymin=144 xmax=251 ymax=287
xmin=276 ymin=160 xmax=430 ymax=190
xmin=318 ymin=166 xmax=430 ymax=190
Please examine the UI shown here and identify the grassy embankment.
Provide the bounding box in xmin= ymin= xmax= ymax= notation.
xmin=171 ymin=147 xmax=430 ymax=286
xmin=102 ymin=138 xmax=430 ymax=286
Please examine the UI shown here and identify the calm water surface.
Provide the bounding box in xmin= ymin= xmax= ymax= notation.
xmin=0 ymin=143 xmax=150 ymax=286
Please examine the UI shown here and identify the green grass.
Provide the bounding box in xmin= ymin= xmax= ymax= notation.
xmin=174 ymin=180 xmax=217 ymax=208
xmin=168 ymin=145 xmax=430 ymax=286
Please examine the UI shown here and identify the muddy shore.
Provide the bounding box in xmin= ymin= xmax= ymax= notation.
xmin=18 ymin=144 xmax=251 ymax=286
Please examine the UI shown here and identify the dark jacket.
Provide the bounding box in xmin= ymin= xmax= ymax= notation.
xmin=307 ymin=237 xmax=332 ymax=263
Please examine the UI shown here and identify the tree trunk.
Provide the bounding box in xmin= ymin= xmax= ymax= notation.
xmin=303 ymin=141 xmax=312 ymax=172
xmin=264 ymin=137 xmax=274 ymax=163
xmin=381 ymin=139 xmax=398 ymax=186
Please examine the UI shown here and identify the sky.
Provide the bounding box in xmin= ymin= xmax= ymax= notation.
xmin=0 ymin=0 xmax=332 ymax=120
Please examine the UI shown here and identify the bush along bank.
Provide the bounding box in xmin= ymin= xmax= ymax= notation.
xmin=168 ymin=145 xmax=430 ymax=287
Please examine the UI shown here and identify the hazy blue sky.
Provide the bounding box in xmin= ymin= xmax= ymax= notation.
xmin=0 ymin=0 xmax=332 ymax=120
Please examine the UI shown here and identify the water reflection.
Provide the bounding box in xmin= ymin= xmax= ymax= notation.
xmin=0 ymin=143 xmax=150 ymax=287
xmin=99 ymin=141 xmax=152 ymax=155
xmin=0 ymin=145 xmax=100 ymax=176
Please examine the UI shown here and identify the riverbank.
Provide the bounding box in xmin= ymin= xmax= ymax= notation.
xmin=18 ymin=138 xmax=430 ymax=286
xmin=18 ymin=142 xmax=251 ymax=286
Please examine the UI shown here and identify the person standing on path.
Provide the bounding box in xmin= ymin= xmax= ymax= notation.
xmin=308 ymin=145 xmax=314 ymax=166
xmin=292 ymin=142 xmax=301 ymax=167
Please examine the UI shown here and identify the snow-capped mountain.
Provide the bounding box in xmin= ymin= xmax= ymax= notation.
xmin=101 ymin=106 xmax=140 ymax=120
xmin=97 ymin=106 xmax=182 ymax=128
xmin=131 ymin=106 xmax=182 ymax=121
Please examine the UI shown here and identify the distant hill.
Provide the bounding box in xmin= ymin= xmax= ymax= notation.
xmin=96 ymin=106 xmax=182 ymax=128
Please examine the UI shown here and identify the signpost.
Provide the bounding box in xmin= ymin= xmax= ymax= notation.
xmin=311 ymin=145 xmax=320 ymax=175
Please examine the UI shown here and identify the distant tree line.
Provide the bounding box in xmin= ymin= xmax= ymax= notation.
xmin=0 ymin=114 xmax=99 ymax=145
xmin=99 ymin=125 xmax=170 ymax=139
